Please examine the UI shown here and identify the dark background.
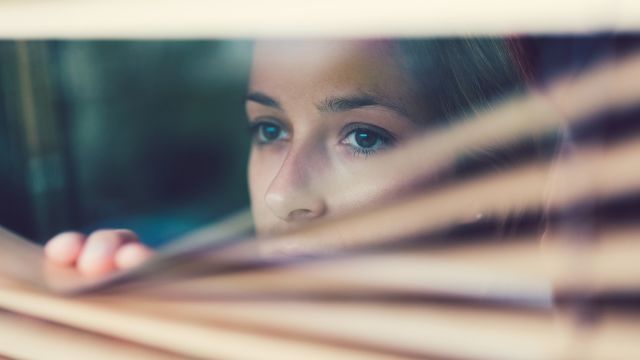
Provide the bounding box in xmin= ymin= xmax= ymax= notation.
xmin=0 ymin=40 xmax=252 ymax=246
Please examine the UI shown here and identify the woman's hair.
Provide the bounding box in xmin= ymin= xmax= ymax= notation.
xmin=393 ymin=38 xmax=543 ymax=237
xmin=393 ymin=38 xmax=527 ymax=127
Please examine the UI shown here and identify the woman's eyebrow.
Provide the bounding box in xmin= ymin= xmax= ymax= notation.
xmin=316 ymin=94 xmax=410 ymax=117
xmin=246 ymin=91 xmax=411 ymax=119
xmin=245 ymin=92 xmax=282 ymax=110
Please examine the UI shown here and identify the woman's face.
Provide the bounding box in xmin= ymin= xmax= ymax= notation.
xmin=247 ymin=40 xmax=425 ymax=236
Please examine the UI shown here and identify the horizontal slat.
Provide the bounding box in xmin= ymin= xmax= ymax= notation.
xmin=0 ymin=1 xmax=638 ymax=38
xmin=0 ymin=277 xmax=398 ymax=360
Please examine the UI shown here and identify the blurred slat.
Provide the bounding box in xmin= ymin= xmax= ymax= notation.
xmin=117 ymin=227 xmax=640 ymax=303
xmin=2 ymin=274 xmax=640 ymax=360
xmin=0 ymin=277 xmax=399 ymax=360
xmin=0 ymin=0 xmax=639 ymax=38
xmin=0 ymin=310 xmax=179 ymax=360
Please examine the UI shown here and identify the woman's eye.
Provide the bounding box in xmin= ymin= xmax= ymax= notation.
xmin=341 ymin=126 xmax=394 ymax=157
xmin=250 ymin=121 xmax=289 ymax=145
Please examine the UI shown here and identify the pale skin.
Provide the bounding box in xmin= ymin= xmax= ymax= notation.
xmin=45 ymin=40 xmax=427 ymax=276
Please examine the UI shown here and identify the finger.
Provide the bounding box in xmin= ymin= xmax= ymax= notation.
xmin=44 ymin=232 xmax=87 ymax=266
xmin=115 ymin=242 xmax=153 ymax=270
xmin=77 ymin=229 xmax=139 ymax=276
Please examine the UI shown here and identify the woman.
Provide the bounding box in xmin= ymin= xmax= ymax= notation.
xmin=45 ymin=38 xmax=525 ymax=276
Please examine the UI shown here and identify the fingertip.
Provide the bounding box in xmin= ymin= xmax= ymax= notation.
xmin=44 ymin=232 xmax=86 ymax=266
xmin=115 ymin=243 xmax=153 ymax=270
xmin=77 ymin=260 xmax=117 ymax=276
xmin=77 ymin=230 xmax=129 ymax=276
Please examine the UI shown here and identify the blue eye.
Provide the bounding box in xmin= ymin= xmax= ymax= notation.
xmin=260 ymin=123 xmax=281 ymax=141
xmin=353 ymin=128 xmax=379 ymax=148
xmin=342 ymin=125 xmax=394 ymax=157
xmin=249 ymin=121 xmax=289 ymax=145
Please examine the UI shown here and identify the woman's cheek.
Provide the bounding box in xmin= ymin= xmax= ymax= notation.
xmin=327 ymin=151 xmax=424 ymax=215
xmin=328 ymin=179 xmax=402 ymax=215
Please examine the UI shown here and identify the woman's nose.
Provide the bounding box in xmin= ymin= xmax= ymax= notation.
xmin=264 ymin=145 xmax=327 ymax=223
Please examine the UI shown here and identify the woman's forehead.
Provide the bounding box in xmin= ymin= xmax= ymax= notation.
xmin=249 ymin=40 xmax=412 ymax=106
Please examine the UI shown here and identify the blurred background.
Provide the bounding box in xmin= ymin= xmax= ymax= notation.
xmin=1 ymin=36 xmax=637 ymax=247
xmin=0 ymin=40 xmax=253 ymax=246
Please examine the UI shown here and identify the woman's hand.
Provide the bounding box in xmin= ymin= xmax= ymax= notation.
xmin=44 ymin=229 xmax=153 ymax=276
